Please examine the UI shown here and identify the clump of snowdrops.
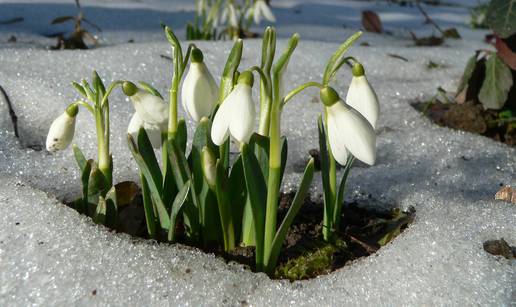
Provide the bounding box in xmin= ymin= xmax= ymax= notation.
xmin=187 ymin=0 xmax=276 ymax=40
xmin=46 ymin=26 xmax=379 ymax=275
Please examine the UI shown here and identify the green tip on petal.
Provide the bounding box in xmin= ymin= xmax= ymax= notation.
xmin=122 ymin=81 xmax=138 ymax=96
xmin=320 ymin=86 xmax=340 ymax=107
xmin=65 ymin=103 xmax=79 ymax=117
xmin=352 ymin=62 xmax=365 ymax=77
xmin=191 ymin=47 xmax=204 ymax=63
xmin=237 ymin=70 xmax=254 ymax=87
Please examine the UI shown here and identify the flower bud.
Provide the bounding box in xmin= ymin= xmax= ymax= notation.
xmin=46 ymin=104 xmax=79 ymax=152
xmin=346 ymin=63 xmax=379 ymax=128
xmin=201 ymin=146 xmax=217 ymax=189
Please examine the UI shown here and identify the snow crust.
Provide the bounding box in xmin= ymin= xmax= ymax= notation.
xmin=0 ymin=0 xmax=515 ymax=305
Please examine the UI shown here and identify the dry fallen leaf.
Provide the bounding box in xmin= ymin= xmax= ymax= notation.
xmin=361 ymin=11 xmax=383 ymax=33
xmin=495 ymin=186 xmax=516 ymax=204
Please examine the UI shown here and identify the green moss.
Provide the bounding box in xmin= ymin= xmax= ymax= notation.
xmin=273 ymin=240 xmax=348 ymax=281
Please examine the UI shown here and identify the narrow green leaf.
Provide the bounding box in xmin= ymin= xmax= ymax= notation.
xmin=76 ymin=159 xmax=93 ymax=214
xmin=279 ymin=136 xmax=288 ymax=184
xmin=267 ymin=158 xmax=315 ymax=273
xmin=128 ymin=135 xmax=171 ymax=231
xmin=322 ymin=31 xmax=362 ymax=85
xmin=249 ymin=133 xmax=270 ymax=181
xmin=141 ymin=173 xmax=157 ymax=238
xmin=138 ymin=81 xmax=163 ymax=99
xmin=137 ymin=127 xmax=163 ymax=195
xmin=105 ymin=186 xmax=118 ymax=228
xmin=479 ymin=54 xmax=513 ymax=110
xmin=71 ymin=82 xmax=88 ymax=99
xmin=215 ymin=159 xmax=235 ymax=251
xmin=228 ymin=156 xmax=245 ymax=242
xmin=176 ymin=118 xmax=188 ymax=154
xmin=241 ymin=144 xmax=267 ymax=270
xmin=334 ymin=156 xmax=355 ymax=228
xmin=93 ymin=195 xmax=107 ymax=225
xmin=168 ymin=180 xmax=191 ymax=241
xmin=72 ymin=144 xmax=87 ymax=173
xmin=219 ymin=39 xmax=243 ymax=103
xmin=272 ymin=33 xmax=299 ymax=82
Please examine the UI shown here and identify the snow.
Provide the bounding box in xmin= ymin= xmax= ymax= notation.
xmin=0 ymin=0 xmax=515 ymax=306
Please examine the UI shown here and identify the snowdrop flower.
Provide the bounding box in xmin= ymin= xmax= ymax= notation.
xmin=46 ymin=103 xmax=79 ymax=152
xmin=122 ymin=81 xmax=168 ymax=127
xmin=181 ymin=47 xmax=219 ymax=122
xmin=211 ymin=71 xmax=256 ymax=145
xmin=320 ymin=86 xmax=376 ymax=166
xmin=220 ymin=2 xmax=238 ymax=27
xmin=250 ymin=0 xmax=276 ymax=24
xmin=345 ymin=62 xmax=379 ymax=128
xmin=127 ymin=112 xmax=163 ymax=149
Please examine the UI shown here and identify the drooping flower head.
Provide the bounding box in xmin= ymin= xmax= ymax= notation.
xmin=46 ymin=103 xmax=79 ymax=152
xmin=211 ymin=70 xmax=256 ymax=145
xmin=127 ymin=112 xmax=163 ymax=149
xmin=181 ymin=47 xmax=219 ymax=122
xmin=122 ymin=81 xmax=168 ymax=128
xmin=346 ymin=62 xmax=379 ymax=129
xmin=320 ymin=86 xmax=376 ymax=166
xmin=250 ymin=0 xmax=276 ymax=24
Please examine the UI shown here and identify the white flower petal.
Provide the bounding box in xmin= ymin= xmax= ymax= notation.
xmin=229 ymin=84 xmax=255 ymax=144
xmin=257 ymin=0 xmax=276 ymax=23
xmin=228 ymin=4 xmax=238 ymax=27
xmin=46 ymin=112 xmax=76 ymax=152
xmin=128 ymin=113 xmax=162 ymax=149
xmin=181 ymin=62 xmax=219 ymax=122
xmin=130 ymin=90 xmax=168 ymax=126
xmin=346 ymin=75 xmax=379 ymax=129
xmin=327 ymin=101 xmax=376 ymax=165
xmin=211 ymin=95 xmax=234 ymax=146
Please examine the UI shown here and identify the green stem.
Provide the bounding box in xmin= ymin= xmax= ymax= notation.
xmin=263 ymin=104 xmax=281 ymax=267
xmin=250 ymin=66 xmax=272 ymax=136
xmin=282 ymin=81 xmax=323 ymax=107
xmin=323 ymin=110 xmax=336 ymax=241
xmin=95 ymin=107 xmax=111 ymax=187
xmin=99 ymin=81 xmax=122 ymax=108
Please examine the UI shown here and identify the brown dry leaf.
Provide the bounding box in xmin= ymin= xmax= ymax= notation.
xmin=495 ymin=186 xmax=516 ymax=204
xmin=115 ymin=181 xmax=140 ymax=207
xmin=495 ymin=36 xmax=516 ymax=70
xmin=362 ymin=10 xmax=383 ymax=33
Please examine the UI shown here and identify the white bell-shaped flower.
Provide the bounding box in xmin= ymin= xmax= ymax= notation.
xmin=320 ymin=87 xmax=376 ymax=166
xmin=346 ymin=62 xmax=379 ymax=129
xmin=127 ymin=113 xmax=163 ymax=149
xmin=181 ymin=47 xmax=219 ymax=122
xmin=211 ymin=71 xmax=256 ymax=145
xmin=220 ymin=3 xmax=238 ymax=27
xmin=123 ymin=81 xmax=168 ymax=127
xmin=253 ymin=0 xmax=276 ymax=24
xmin=46 ymin=103 xmax=79 ymax=152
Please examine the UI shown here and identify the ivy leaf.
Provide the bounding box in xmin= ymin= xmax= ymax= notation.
xmin=485 ymin=0 xmax=516 ymax=38
xmin=478 ymin=54 xmax=513 ymax=110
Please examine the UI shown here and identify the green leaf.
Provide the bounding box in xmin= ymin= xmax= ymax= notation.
xmin=138 ymin=81 xmax=163 ymax=99
xmin=485 ymin=0 xmax=516 ymax=38
xmin=318 ymin=115 xmax=333 ymax=229
xmin=272 ymin=33 xmax=299 ymax=86
xmin=141 ymin=173 xmax=157 ymax=239
xmin=168 ymin=180 xmax=191 ymax=242
xmin=72 ymin=144 xmax=87 ymax=173
xmin=228 ymin=156 xmax=246 ymax=242
xmin=279 ymin=136 xmax=288 ymax=184
xmin=261 ymin=27 xmax=276 ymax=73
xmin=334 ymin=156 xmax=355 ymax=229
xmin=241 ymin=144 xmax=267 ymax=270
xmin=93 ymin=195 xmax=107 ymax=225
xmin=249 ymin=133 xmax=270 ymax=181
xmin=88 ymin=166 xmax=108 ymax=206
xmin=137 ymin=128 xmax=163 ymax=195
xmin=104 ymin=186 xmax=118 ymax=228
xmin=128 ymin=135 xmax=171 ymax=231
xmin=176 ymin=119 xmax=188 ymax=155
xmin=71 ymin=82 xmax=88 ymax=99
xmin=322 ymin=31 xmax=362 ymax=85
xmin=76 ymin=159 xmax=93 ymax=214
xmin=219 ymin=39 xmax=243 ymax=103
xmin=267 ymin=158 xmax=315 ymax=273
xmin=479 ymin=54 xmax=513 ymax=110
xmin=456 ymin=54 xmax=478 ymax=94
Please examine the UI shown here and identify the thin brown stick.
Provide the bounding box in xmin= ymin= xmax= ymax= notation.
xmin=0 ymin=85 xmax=19 ymax=138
